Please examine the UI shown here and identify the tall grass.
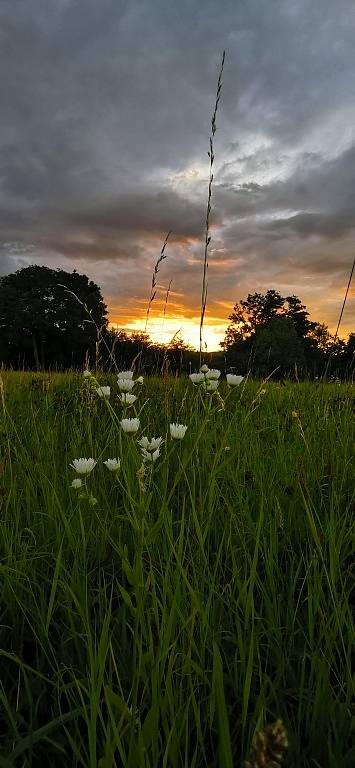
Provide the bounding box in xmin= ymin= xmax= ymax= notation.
xmin=145 ymin=231 xmax=172 ymax=335
xmin=0 ymin=370 xmax=354 ymax=766
xmin=200 ymin=50 xmax=225 ymax=365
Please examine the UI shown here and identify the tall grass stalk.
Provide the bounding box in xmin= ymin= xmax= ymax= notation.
xmin=323 ymin=255 xmax=355 ymax=378
xmin=145 ymin=231 xmax=172 ymax=334
xmin=199 ymin=51 xmax=226 ymax=366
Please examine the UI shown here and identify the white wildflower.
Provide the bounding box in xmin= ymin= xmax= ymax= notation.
xmin=170 ymin=423 xmax=188 ymax=440
xmin=200 ymin=364 xmax=209 ymax=373
xmin=141 ymin=447 xmax=160 ymax=462
xmin=96 ymin=386 xmax=110 ymax=398
xmin=226 ymin=374 xmax=244 ymax=387
xmin=149 ymin=436 xmax=163 ymax=450
xmin=206 ymin=379 xmax=219 ymax=392
xmin=70 ymin=458 xmax=96 ymax=475
xmin=189 ymin=372 xmax=205 ymax=384
xmin=71 ymin=478 xmax=83 ymax=489
xmin=121 ymin=417 xmax=140 ymax=433
xmin=117 ymin=370 xmax=134 ymax=379
xmin=119 ymin=392 xmax=137 ymax=405
xmin=104 ymin=458 xmax=121 ymax=472
xmin=136 ymin=376 xmax=144 ymax=384
xmin=83 ymin=370 xmax=91 ymax=379
xmin=205 ymin=368 xmax=221 ymax=380
xmin=117 ymin=378 xmax=135 ymax=392
xmin=138 ymin=436 xmax=163 ymax=452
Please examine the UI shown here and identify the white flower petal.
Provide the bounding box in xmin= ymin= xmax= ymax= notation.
xmin=117 ymin=379 xmax=136 ymax=392
xmin=119 ymin=392 xmax=137 ymax=405
xmin=189 ymin=372 xmax=205 ymax=384
xmin=70 ymin=458 xmax=97 ymax=475
xmin=205 ymin=368 xmax=221 ymax=380
xmin=169 ymin=423 xmax=188 ymax=440
xmin=96 ymin=386 xmax=110 ymax=398
xmin=141 ymin=447 xmax=160 ymax=462
xmin=117 ymin=370 xmax=134 ymax=379
xmin=206 ymin=379 xmax=219 ymax=391
xmin=71 ymin=478 xmax=83 ymax=489
xmin=226 ymin=374 xmax=244 ymax=386
xmin=104 ymin=458 xmax=121 ymax=472
xmin=148 ymin=436 xmax=164 ymax=451
xmin=120 ymin=418 xmax=140 ymax=433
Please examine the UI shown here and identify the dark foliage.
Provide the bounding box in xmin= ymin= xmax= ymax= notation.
xmin=0 ymin=265 xmax=108 ymax=370
xmin=222 ymin=289 xmax=354 ymax=379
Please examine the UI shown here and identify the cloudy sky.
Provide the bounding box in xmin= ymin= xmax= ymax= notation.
xmin=1 ymin=0 xmax=354 ymax=348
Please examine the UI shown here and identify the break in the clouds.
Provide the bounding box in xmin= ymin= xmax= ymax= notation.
xmin=0 ymin=0 xmax=354 ymax=347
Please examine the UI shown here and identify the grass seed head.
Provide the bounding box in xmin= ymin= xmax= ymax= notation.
xmin=244 ymin=719 xmax=288 ymax=768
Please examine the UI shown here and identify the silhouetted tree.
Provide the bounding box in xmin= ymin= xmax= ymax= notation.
xmin=253 ymin=317 xmax=305 ymax=376
xmin=222 ymin=288 xmax=354 ymax=378
xmin=345 ymin=332 xmax=355 ymax=360
xmin=0 ymin=265 xmax=107 ymax=369
xmin=223 ymin=289 xmax=285 ymax=344
xmin=284 ymin=294 xmax=317 ymax=338
xmin=343 ymin=333 xmax=355 ymax=378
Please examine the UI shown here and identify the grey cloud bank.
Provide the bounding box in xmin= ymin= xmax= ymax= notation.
xmin=0 ymin=0 xmax=354 ymax=342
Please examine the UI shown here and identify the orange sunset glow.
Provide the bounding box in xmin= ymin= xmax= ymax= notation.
xmin=107 ymin=265 xmax=354 ymax=350
xmin=111 ymin=314 xmax=226 ymax=351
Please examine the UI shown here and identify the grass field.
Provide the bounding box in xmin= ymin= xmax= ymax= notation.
xmin=0 ymin=370 xmax=354 ymax=767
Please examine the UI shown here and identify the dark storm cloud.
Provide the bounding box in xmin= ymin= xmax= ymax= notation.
xmin=66 ymin=191 xmax=207 ymax=238
xmin=266 ymin=211 xmax=355 ymax=240
xmin=0 ymin=0 xmax=354 ymax=336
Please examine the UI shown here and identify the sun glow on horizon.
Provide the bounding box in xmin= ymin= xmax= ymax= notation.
xmin=109 ymin=315 xmax=226 ymax=351
xmin=108 ymin=283 xmax=355 ymax=352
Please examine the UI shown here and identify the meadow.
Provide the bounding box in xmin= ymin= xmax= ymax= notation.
xmin=0 ymin=369 xmax=354 ymax=767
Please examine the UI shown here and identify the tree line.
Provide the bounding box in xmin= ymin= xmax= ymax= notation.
xmin=0 ymin=265 xmax=353 ymax=378
xmin=221 ymin=289 xmax=354 ymax=379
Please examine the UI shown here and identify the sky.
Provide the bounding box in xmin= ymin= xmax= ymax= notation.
xmin=0 ymin=0 xmax=354 ymax=350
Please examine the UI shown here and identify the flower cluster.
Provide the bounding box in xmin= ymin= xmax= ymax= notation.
xmin=189 ymin=366 xmax=244 ymax=390
xmin=116 ymin=371 xmax=143 ymax=403
xmin=138 ymin=435 xmax=163 ymax=462
xmin=189 ymin=365 xmax=221 ymax=392
xmin=70 ymin=457 xmax=98 ymax=504
xmin=74 ymin=369 xmax=188 ymax=494
xmin=83 ymin=369 xmax=144 ymax=406
xmin=117 ymin=371 xmax=143 ymax=392
xmin=116 ymin=371 xmax=143 ymax=407
xmin=70 ymin=420 xmax=188 ymax=487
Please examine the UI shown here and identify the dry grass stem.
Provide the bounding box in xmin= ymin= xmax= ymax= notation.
xmin=199 ymin=50 xmax=226 ymax=365
xmin=145 ymin=230 xmax=172 ymax=333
